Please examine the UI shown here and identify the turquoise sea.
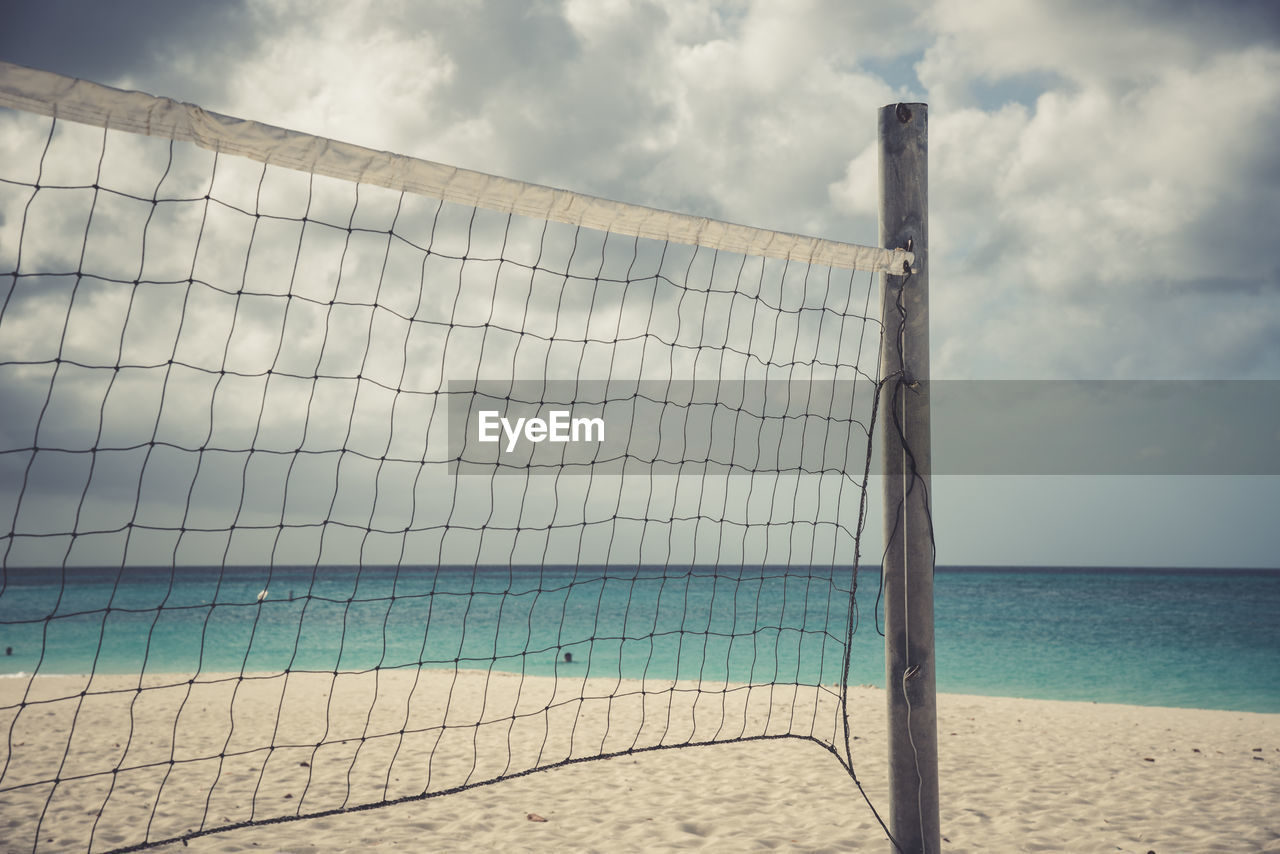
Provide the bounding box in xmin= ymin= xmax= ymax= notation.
xmin=1 ymin=565 xmax=1277 ymax=713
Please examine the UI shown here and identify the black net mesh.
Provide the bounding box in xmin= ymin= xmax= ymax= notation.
xmin=0 ymin=106 xmax=889 ymax=852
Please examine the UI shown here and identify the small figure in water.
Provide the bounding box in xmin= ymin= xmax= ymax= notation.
xmin=563 ymin=651 xmax=573 ymax=663
xmin=4 ymin=647 xmax=11 ymax=656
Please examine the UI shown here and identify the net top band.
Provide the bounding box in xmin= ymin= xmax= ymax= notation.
xmin=0 ymin=60 xmax=913 ymax=274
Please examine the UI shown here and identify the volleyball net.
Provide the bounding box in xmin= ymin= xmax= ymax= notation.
xmin=0 ymin=61 xmax=912 ymax=852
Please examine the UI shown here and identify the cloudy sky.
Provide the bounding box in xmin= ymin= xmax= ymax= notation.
xmin=2 ymin=0 xmax=1279 ymax=567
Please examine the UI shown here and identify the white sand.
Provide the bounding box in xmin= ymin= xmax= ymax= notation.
xmin=1 ymin=670 xmax=1277 ymax=853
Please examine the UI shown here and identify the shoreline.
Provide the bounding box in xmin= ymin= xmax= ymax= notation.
xmin=3 ymin=667 xmax=1276 ymax=716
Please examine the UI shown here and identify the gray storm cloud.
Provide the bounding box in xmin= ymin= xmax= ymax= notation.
xmin=3 ymin=0 xmax=1280 ymax=567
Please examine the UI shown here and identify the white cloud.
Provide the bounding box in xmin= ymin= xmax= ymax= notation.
xmin=218 ymin=1 xmax=456 ymax=155
xmin=923 ymin=40 xmax=1280 ymax=378
xmin=917 ymin=0 xmax=1229 ymax=108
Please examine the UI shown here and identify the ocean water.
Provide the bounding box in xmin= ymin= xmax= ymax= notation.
xmin=1 ymin=565 xmax=1276 ymax=713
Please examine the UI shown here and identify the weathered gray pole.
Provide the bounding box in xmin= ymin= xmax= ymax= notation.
xmin=878 ymin=102 xmax=939 ymax=854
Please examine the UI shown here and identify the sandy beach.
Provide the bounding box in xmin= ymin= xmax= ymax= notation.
xmin=2 ymin=670 xmax=1277 ymax=853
